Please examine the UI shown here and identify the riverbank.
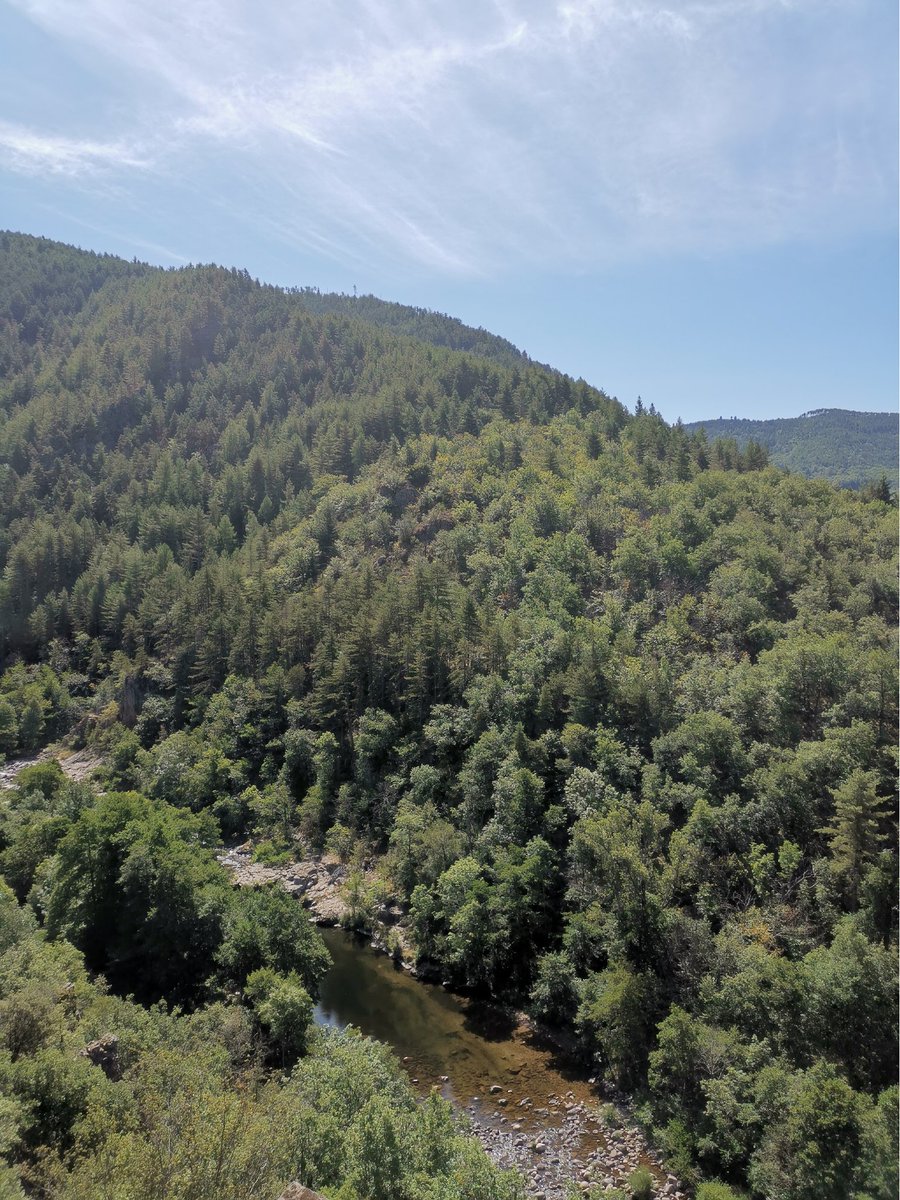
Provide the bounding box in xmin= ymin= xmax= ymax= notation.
xmin=0 ymin=767 xmax=683 ymax=1198
xmin=217 ymin=844 xmax=352 ymax=925
xmin=222 ymin=844 xmax=683 ymax=1200
xmin=0 ymin=747 xmax=102 ymax=791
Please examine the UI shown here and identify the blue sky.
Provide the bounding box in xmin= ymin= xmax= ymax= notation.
xmin=0 ymin=0 xmax=896 ymax=423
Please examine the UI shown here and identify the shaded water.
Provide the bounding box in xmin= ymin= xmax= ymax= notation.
xmin=314 ymin=925 xmax=604 ymax=1146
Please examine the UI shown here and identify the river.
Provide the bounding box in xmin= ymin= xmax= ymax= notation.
xmin=313 ymin=926 xmax=666 ymax=1198
xmin=1 ymin=754 xmax=673 ymax=1197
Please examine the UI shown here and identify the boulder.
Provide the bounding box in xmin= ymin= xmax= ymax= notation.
xmin=278 ymin=1186 xmax=327 ymax=1200
xmin=79 ymin=1034 xmax=121 ymax=1081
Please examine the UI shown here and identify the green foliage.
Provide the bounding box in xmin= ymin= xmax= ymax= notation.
xmin=45 ymin=791 xmax=226 ymax=1002
xmin=0 ymin=698 xmax=17 ymax=758
xmin=576 ymin=964 xmax=656 ymax=1088
xmin=0 ymin=772 xmax=91 ymax=903
xmin=685 ymin=409 xmax=899 ymax=490
xmin=244 ymin=966 xmax=313 ymax=1065
xmin=529 ymin=950 xmax=578 ymax=1025
xmin=218 ymin=884 xmax=331 ymax=996
xmin=0 ymin=233 xmax=896 ymax=1197
xmin=10 ymin=761 xmax=66 ymax=801
xmin=801 ymin=917 xmax=897 ymax=1093
xmin=628 ymin=1166 xmax=655 ymax=1200
xmin=247 ymin=780 xmax=297 ymax=847
xmin=819 ymin=769 xmax=891 ymax=906
xmin=696 ymin=1184 xmax=740 ymax=1200
xmin=340 ymin=870 xmax=385 ymax=933
xmin=325 ymin=821 xmax=356 ymax=863
xmin=748 ymin=1061 xmax=881 ymax=1200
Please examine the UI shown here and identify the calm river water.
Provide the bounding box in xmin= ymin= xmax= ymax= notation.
xmin=313 ymin=925 xmax=604 ymax=1145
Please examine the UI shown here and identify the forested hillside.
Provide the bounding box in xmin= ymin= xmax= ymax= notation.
xmin=290 ymin=289 xmax=531 ymax=369
xmin=0 ymin=232 xmax=897 ymax=1200
xmin=0 ymin=833 xmax=519 ymax=1198
xmin=684 ymin=409 xmax=898 ymax=491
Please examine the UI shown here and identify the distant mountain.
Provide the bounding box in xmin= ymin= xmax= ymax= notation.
xmin=684 ymin=408 xmax=898 ymax=489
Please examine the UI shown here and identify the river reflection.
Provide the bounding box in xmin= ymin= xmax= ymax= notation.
xmin=313 ymin=925 xmax=602 ymax=1142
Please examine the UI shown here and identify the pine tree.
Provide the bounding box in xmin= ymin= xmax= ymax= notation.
xmin=820 ymin=769 xmax=891 ymax=907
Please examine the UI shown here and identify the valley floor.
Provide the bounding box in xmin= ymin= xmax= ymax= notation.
xmin=221 ymin=842 xmax=683 ymax=1199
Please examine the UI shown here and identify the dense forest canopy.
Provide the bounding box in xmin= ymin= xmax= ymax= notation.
xmin=0 ymin=844 xmax=520 ymax=1199
xmin=0 ymin=231 xmax=897 ymax=1200
xmin=684 ymin=409 xmax=898 ymax=492
xmin=289 ymin=289 xmax=533 ymax=370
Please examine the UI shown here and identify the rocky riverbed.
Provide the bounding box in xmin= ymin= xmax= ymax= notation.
xmin=467 ymin=1093 xmax=677 ymax=1199
xmin=0 ymin=747 xmax=102 ymax=791
xmin=221 ymin=844 xmax=682 ymax=1199
xmin=217 ymin=844 xmax=347 ymax=922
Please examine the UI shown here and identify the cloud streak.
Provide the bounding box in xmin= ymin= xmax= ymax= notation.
xmin=0 ymin=119 xmax=150 ymax=177
xmin=5 ymin=0 xmax=897 ymax=274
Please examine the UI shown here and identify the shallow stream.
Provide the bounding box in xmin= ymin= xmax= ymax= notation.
xmin=313 ymin=926 xmax=632 ymax=1196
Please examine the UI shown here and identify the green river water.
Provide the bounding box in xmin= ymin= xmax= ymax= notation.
xmin=313 ymin=925 xmax=604 ymax=1144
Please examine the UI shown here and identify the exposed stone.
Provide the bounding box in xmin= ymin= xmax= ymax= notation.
xmin=220 ymin=845 xmax=685 ymax=1200
xmin=218 ymin=846 xmax=350 ymax=925
xmin=79 ymin=1034 xmax=121 ymax=1081
xmin=0 ymin=748 xmax=102 ymax=792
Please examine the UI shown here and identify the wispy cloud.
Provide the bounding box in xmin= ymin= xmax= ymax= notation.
xmin=0 ymin=119 xmax=150 ymax=177
xmin=5 ymin=0 xmax=896 ymax=274
xmin=41 ymin=209 xmax=193 ymax=264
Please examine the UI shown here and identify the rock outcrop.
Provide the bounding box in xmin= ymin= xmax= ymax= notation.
xmin=218 ymin=846 xmax=349 ymax=925
xmin=79 ymin=1034 xmax=122 ymax=1081
xmin=277 ymin=1184 xmax=327 ymax=1200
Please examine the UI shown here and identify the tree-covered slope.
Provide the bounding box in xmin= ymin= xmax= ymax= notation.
xmin=0 ymin=840 xmax=520 ymax=1199
xmin=684 ymin=408 xmax=898 ymax=490
xmin=0 ymin=232 xmax=897 ymax=1200
xmin=290 ymin=288 xmax=533 ymax=369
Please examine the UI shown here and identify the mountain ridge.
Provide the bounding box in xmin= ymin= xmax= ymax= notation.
xmin=684 ymin=407 xmax=897 ymax=489
xmin=0 ymin=230 xmax=895 ymax=1200
xmin=1 ymin=229 xmax=540 ymax=373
